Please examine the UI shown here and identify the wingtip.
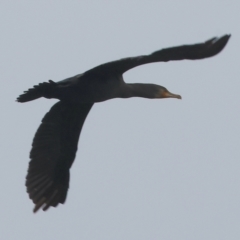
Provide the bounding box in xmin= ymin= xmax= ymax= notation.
xmin=226 ymin=34 xmax=231 ymax=41
xmin=219 ymin=34 xmax=231 ymax=49
xmin=207 ymin=34 xmax=231 ymax=57
xmin=33 ymin=197 xmax=46 ymax=213
xmin=222 ymin=34 xmax=231 ymax=41
xmin=209 ymin=34 xmax=231 ymax=44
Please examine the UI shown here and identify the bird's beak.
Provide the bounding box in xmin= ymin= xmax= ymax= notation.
xmin=162 ymin=90 xmax=182 ymax=99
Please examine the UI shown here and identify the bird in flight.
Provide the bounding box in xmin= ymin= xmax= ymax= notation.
xmin=17 ymin=35 xmax=230 ymax=212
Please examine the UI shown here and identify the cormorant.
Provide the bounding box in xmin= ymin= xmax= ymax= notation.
xmin=17 ymin=35 xmax=230 ymax=212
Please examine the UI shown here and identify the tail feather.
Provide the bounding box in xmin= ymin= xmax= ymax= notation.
xmin=17 ymin=80 xmax=57 ymax=103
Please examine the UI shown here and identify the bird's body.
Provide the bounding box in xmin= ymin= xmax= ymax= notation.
xmin=57 ymin=73 xmax=126 ymax=103
xmin=17 ymin=35 xmax=230 ymax=212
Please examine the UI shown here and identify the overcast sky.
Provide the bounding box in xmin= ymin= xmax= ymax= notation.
xmin=1 ymin=1 xmax=239 ymax=239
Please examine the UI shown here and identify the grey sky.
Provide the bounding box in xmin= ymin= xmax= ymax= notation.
xmin=1 ymin=1 xmax=239 ymax=239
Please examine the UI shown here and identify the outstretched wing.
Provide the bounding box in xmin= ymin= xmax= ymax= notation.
xmin=26 ymin=101 xmax=93 ymax=212
xmin=89 ymin=35 xmax=230 ymax=75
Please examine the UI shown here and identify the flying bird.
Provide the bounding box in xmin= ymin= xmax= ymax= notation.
xmin=17 ymin=35 xmax=230 ymax=212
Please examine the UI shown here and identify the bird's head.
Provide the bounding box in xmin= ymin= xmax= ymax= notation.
xmin=158 ymin=86 xmax=182 ymax=99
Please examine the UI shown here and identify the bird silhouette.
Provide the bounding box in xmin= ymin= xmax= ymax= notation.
xmin=17 ymin=35 xmax=230 ymax=212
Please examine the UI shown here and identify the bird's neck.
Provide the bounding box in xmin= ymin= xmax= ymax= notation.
xmin=122 ymin=83 xmax=160 ymax=99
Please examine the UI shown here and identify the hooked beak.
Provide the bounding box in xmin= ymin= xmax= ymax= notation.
xmin=162 ymin=90 xmax=182 ymax=99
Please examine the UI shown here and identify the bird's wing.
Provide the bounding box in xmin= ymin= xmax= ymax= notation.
xmin=26 ymin=101 xmax=93 ymax=212
xmin=89 ymin=35 xmax=230 ymax=75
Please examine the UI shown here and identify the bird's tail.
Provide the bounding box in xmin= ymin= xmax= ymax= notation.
xmin=16 ymin=80 xmax=57 ymax=103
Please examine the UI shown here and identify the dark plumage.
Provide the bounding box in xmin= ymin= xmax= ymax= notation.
xmin=17 ymin=35 xmax=230 ymax=212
